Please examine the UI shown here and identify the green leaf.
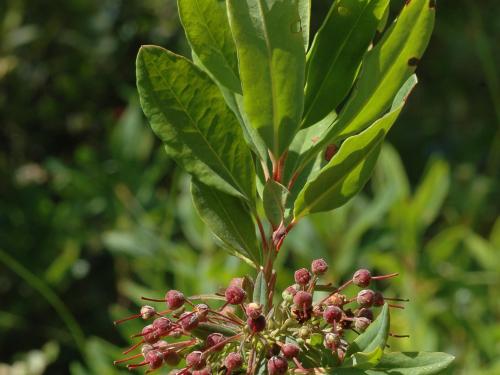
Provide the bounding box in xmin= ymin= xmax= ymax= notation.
xmin=346 ymin=304 xmax=390 ymax=356
xmin=191 ymin=180 xmax=261 ymax=265
xmin=253 ymin=270 xmax=267 ymax=309
xmin=371 ymin=352 xmax=455 ymax=374
xmin=136 ymin=45 xmax=255 ymax=200
xmin=263 ymin=180 xmax=289 ymax=227
xmin=178 ymin=0 xmax=241 ymax=93
xmin=293 ymin=77 xmax=417 ymax=218
xmin=327 ymin=0 xmax=435 ymax=141
xmin=227 ymin=0 xmax=306 ymax=157
xmin=298 ymin=0 xmax=311 ymax=51
xmin=346 ymin=347 xmax=384 ymax=369
xmin=303 ymin=0 xmax=389 ymax=128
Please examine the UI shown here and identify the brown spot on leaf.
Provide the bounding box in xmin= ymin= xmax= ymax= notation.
xmin=324 ymin=144 xmax=338 ymax=162
xmin=429 ymin=0 xmax=436 ymax=8
xmin=404 ymin=0 xmax=412 ymax=5
xmin=408 ymin=57 xmax=420 ymax=67
xmin=311 ymin=136 xmax=320 ymax=144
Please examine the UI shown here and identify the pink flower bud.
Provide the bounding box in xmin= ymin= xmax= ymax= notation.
xmin=327 ymin=293 xmax=346 ymax=307
xmin=142 ymin=324 xmax=160 ymax=344
xmin=186 ymin=351 xmax=206 ymax=370
xmin=294 ymin=268 xmax=311 ymax=285
xmin=225 ymin=286 xmax=246 ymax=305
xmin=140 ymin=305 xmax=156 ymax=319
xmin=357 ymin=289 xmax=375 ymax=307
xmin=373 ymin=291 xmax=384 ymax=306
xmin=247 ymin=315 xmax=266 ymax=333
xmin=353 ymin=269 xmax=371 ymax=287
xmin=166 ymin=290 xmax=185 ymax=309
xmin=354 ymin=317 xmax=371 ymax=332
xmin=163 ymin=351 xmax=181 ymax=366
xmin=293 ymin=291 xmax=312 ymax=308
xmin=356 ymin=307 xmax=373 ymax=321
xmin=246 ymin=302 xmax=263 ymax=320
xmin=267 ymin=356 xmax=288 ymax=375
xmin=152 ymin=317 xmax=172 ymax=335
xmin=324 ymin=332 xmax=340 ymax=350
xmin=323 ymin=305 xmax=343 ymax=324
xmin=224 ymin=352 xmax=243 ymax=371
xmin=281 ymin=343 xmax=300 ymax=359
xmin=311 ymin=259 xmax=328 ymax=275
xmin=145 ymin=350 xmax=164 ymax=370
xmin=192 ymin=367 xmax=211 ymax=375
xmin=205 ymin=333 xmax=225 ymax=351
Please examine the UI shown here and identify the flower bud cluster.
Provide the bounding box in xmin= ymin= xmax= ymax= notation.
xmin=114 ymin=265 xmax=404 ymax=373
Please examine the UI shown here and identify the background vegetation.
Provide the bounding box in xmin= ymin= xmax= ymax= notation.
xmin=0 ymin=0 xmax=498 ymax=374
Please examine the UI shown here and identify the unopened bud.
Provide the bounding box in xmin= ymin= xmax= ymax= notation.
xmin=246 ymin=302 xmax=263 ymax=320
xmin=354 ymin=317 xmax=371 ymax=332
xmin=323 ymin=305 xmax=343 ymax=324
xmin=225 ymin=286 xmax=246 ymax=305
xmin=224 ymin=352 xmax=243 ymax=371
xmin=294 ymin=268 xmax=311 ymax=285
xmin=145 ymin=350 xmax=164 ymax=370
xmin=373 ymin=291 xmax=384 ymax=306
xmin=353 ymin=269 xmax=371 ymax=287
xmin=327 ymin=293 xmax=346 ymax=307
xmin=186 ymin=351 xmax=206 ymax=370
xmin=140 ymin=305 xmax=156 ymax=320
xmin=281 ymin=343 xmax=300 ymax=359
xmin=247 ymin=315 xmax=266 ymax=333
xmin=357 ymin=289 xmax=375 ymax=307
xmin=311 ymin=258 xmax=329 ymax=275
xmin=293 ymin=291 xmax=312 ymax=308
xmin=267 ymin=356 xmax=288 ymax=375
xmin=205 ymin=333 xmax=225 ymax=351
xmin=324 ymin=333 xmax=340 ymax=350
xmin=166 ymin=290 xmax=185 ymax=309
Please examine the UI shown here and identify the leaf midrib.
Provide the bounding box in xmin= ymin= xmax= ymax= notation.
xmin=141 ymin=49 xmax=249 ymax=199
xmin=255 ymin=0 xmax=280 ymax=155
xmin=338 ymin=1 xmax=428 ymax=133
xmin=303 ymin=0 xmax=375 ymax=125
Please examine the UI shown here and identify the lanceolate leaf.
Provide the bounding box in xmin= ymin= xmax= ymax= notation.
xmin=346 ymin=304 xmax=390 ymax=356
xmin=136 ymin=46 xmax=255 ymax=201
xmin=253 ymin=270 xmax=268 ymax=310
xmin=303 ymin=0 xmax=389 ymax=128
xmin=327 ymin=0 xmax=435 ymax=140
xmin=370 ymin=352 xmax=455 ymax=374
xmin=293 ymin=76 xmax=417 ymax=218
xmin=178 ymin=0 xmax=241 ymax=93
xmin=263 ymin=180 xmax=289 ymax=228
xmin=191 ymin=180 xmax=261 ymax=265
xmin=227 ymin=0 xmax=306 ymax=157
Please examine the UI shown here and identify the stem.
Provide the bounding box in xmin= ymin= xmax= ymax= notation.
xmin=255 ymin=215 xmax=269 ymax=252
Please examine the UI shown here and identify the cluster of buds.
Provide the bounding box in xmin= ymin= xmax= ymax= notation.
xmin=113 ymin=261 xmax=408 ymax=374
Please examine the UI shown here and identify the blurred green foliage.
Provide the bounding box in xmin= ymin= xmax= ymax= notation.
xmin=0 ymin=0 xmax=498 ymax=374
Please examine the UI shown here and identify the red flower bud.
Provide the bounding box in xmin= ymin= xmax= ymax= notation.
xmin=205 ymin=333 xmax=225 ymax=351
xmin=192 ymin=367 xmax=211 ymax=375
xmin=164 ymin=351 xmax=181 ymax=366
xmin=323 ymin=305 xmax=343 ymax=324
xmin=145 ymin=350 xmax=164 ymax=370
xmin=356 ymin=307 xmax=373 ymax=321
xmin=246 ymin=302 xmax=263 ymax=320
xmin=311 ymin=258 xmax=329 ymax=275
xmin=225 ymin=286 xmax=246 ymax=305
xmin=224 ymin=352 xmax=243 ymax=371
xmin=353 ymin=269 xmax=371 ymax=287
xmin=166 ymin=290 xmax=185 ymax=309
xmin=186 ymin=351 xmax=206 ymax=370
xmin=247 ymin=315 xmax=266 ymax=333
xmin=356 ymin=289 xmax=375 ymax=308
xmin=294 ymin=268 xmax=311 ymax=285
xmin=267 ymin=356 xmax=288 ymax=375
xmin=142 ymin=324 xmax=160 ymax=344
xmin=152 ymin=317 xmax=172 ymax=335
xmin=140 ymin=305 xmax=156 ymax=320
xmin=293 ymin=291 xmax=313 ymax=308
xmin=281 ymin=343 xmax=300 ymax=359
xmin=373 ymin=291 xmax=384 ymax=306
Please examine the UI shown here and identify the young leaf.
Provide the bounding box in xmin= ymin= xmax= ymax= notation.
xmin=226 ymin=0 xmax=306 ymax=157
xmin=263 ymin=180 xmax=289 ymax=228
xmin=253 ymin=270 xmax=268 ymax=310
xmin=346 ymin=303 xmax=390 ymax=356
xmin=191 ymin=180 xmax=261 ymax=265
xmin=371 ymin=351 xmax=455 ymax=374
xmin=303 ymin=0 xmax=389 ymax=128
xmin=136 ymin=45 xmax=255 ymax=201
xmin=326 ymin=0 xmax=435 ymax=141
xmin=293 ymin=77 xmax=417 ymax=218
xmin=178 ymin=0 xmax=241 ymax=93
xmin=345 ymin=347 xmax=384 ymax=369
